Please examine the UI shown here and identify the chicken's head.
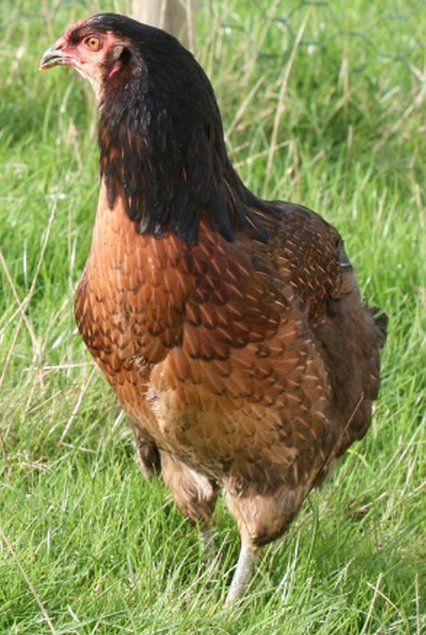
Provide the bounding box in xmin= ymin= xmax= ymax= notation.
xmin=39 ymin=15 xmax=144 ymax=100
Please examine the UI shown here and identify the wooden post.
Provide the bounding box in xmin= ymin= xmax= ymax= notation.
xmin=131 ymin=0 xmax=197 ymax=51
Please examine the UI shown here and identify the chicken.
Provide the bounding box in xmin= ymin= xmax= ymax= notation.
xmin=40 ymin=13 xmax=387 ymax=603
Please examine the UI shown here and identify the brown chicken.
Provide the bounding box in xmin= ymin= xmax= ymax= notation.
xmin=40 ymin=13 xmax=387 ymax=603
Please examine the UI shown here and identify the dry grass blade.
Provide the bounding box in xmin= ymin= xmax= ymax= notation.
xmin=225 ymin=76 xmax=265 ymax=140
xmin=373 ymin=79 xmax=426 ymax=152
xmin=414 ymin=573 xmax=421 ymax=635
xmin=0 ymin=248 xmax=39 ymax=354
xmin=360 ymin=572 xmax=384 ymax=635
xmin=57 ymin=364 xmax=98 ymax=446
xmin=0 ymin=202 xmax=57 ymax=355
xmin=0 ymin=526 xmax=58 ymax=635
xmin=264 ymin=10 xmax=311 ymax=195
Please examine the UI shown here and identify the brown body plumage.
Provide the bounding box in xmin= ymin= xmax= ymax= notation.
xmin=40 ymin=13 xmax=386 ymax=602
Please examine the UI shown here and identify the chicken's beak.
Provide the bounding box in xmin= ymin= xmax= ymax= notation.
xmin=39 ymin=44 xmax=65 ymax=71
xmin=39 ymin=38 xmax=79 ymax=71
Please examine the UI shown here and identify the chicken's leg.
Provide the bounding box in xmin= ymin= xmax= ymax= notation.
xmin=225 ymin=544 xmax=256 ymax=605
xmin=131 ymin=423 xmax=161 ymax=477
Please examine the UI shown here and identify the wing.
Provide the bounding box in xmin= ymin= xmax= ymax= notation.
xmin=155 ymin=202 xmax=383 ymax=490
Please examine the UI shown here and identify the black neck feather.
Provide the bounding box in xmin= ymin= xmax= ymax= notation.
xmin=98 ymin=36 xmax=269 ymax=244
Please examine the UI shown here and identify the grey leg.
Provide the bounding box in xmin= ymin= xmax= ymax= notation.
xmin=225 ymin=544 xmax=255 ymax=605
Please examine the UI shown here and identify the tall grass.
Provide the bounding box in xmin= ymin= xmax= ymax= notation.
xmin=0 ymin=0 xmax=424 ymax=633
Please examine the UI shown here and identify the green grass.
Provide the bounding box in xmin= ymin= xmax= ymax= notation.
xmin=0 ymin=0 xmax=425 ymax=633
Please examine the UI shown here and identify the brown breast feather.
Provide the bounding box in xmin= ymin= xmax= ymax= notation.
xmin=75 ymin=184 xmax=378 ymax=493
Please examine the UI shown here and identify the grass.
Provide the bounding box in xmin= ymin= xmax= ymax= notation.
xmin=0 ymin=0 xmax=425 ymax=632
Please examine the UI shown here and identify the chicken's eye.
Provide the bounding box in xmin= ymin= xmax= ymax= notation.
xmin=84 ymin=36 xmax=102 ymax=51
